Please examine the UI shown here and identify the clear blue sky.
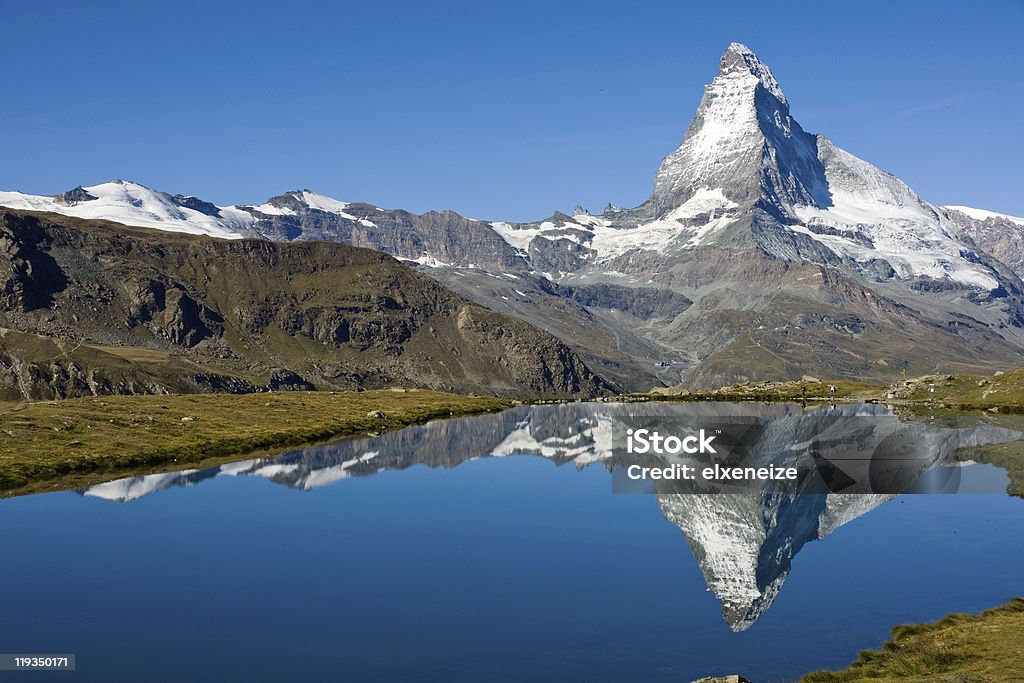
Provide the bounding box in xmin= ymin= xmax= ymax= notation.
xmin=2 ymin=0 xmax=1022 ymax=221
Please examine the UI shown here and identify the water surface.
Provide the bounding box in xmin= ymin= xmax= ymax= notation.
xmin=2 ymin=402 xmax=1023 ymax=682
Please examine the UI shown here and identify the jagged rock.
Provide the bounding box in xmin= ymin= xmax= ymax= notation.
xmin=527 ymin=235 xmax=595 ymax=272
xmin=160 ymin=288 xmax=216 ymax=347
xmin=0 ymin=214 xmax=67 ymax=312
xmin=193 ymin=373 xmax=257 ymax=394
xmin=53 ymin=186 xmax=97 ymax=206
xmin=649 ymin=386 xmax=689 ymax=396
xmin=171 ymin=194 xmax=221 ymax=217
xmin=267 ymin=368 xmax=315 ymax=392
xmin=945 ymin=206 xmax=1024 ymax=279
xmin=560 ymin=283 xmax=692 ymax=320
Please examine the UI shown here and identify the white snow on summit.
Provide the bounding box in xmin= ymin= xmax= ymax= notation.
xmin=720 ymin=42 xmax=787 ymax=104
xmin=247 ymin=201 xmax=296 ymax=216
xmin=0 ymin=182 xmax=385 ymax=237
xmin=944 ymin=205 xmax=1024 ymax=226
xmin=296 ymin=190 xmax=378 ymax=227
xmin=0 ymin=181 xmax=249 ymax=238
xmin=486 ymin=43 xmax=1008 ymax=291
xmin=654 ymin=48 xmax=772 ymax=199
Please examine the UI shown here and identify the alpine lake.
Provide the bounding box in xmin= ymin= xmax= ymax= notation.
xmin=2 ymin=401 xmax=1022 ymax=682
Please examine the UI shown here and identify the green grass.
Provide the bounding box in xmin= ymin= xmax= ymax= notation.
xmin=896 ymin=369 xmax=1024 ymax=410
xmin=644 ymin=379 xmax=883 ymax=403
xmin=0 ymin=390 xmax=511 ymax=496
xmin=800 ymin=598 xmax=1024 ymax=682
xmin=647 ymin=368 xmax=1024 ymax=412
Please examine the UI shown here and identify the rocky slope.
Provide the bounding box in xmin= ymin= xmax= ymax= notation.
xmin=0 ymin=209 xmax=613 ymax=400
xmin=4 ymin=44 xmax=1024 ymax=388
xmin=943 ymin=206 xmax=1024 ymax=279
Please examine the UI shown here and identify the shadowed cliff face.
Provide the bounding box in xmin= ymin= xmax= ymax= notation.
xmin=0 ymin=210 xmax=615 ymax=400
xmin=76 ymin=401 xmax=1024 ymax=630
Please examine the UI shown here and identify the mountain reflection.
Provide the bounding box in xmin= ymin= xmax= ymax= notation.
xmin=80 ymin=402 xmax=1023 ymax=630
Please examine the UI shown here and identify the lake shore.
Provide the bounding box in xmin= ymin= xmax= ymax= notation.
xmin=798 ymin=597 xmax=1024 ymax=682
xmin=0 ymin=390 xmax=511 ymax=498
xmin=639 ymin=368 xmax=1024 ymax=413
xmin=7 ymin=368 xmax=1024 ymax=499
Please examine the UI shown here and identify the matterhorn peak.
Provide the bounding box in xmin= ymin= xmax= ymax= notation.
xmin=647 ymin=42 xmax=828 ymax=217
xmin=718 ymin=42 xmax=787 ymax=104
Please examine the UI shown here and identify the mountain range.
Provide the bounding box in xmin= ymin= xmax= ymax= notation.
xmin=3 ymin=43 xmax=1024 ymax=391
xmin=0 ymin=210 xmax=610 ymax=400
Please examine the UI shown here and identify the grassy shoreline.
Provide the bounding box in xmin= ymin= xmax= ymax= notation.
xmin=7 ymin=368 xmax=1024 ymax=498
xmin=0 ymin=390 xmax=511 ymax=498
xmin=635 ymin=368 xmax=1024 ymax=410
xmin=639 ymin=378 xmax=883 ymax=403
xmin=800 ymin=598 xmax=1024 ymax=682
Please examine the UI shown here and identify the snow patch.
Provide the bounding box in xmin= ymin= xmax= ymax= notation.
xmin=248 ymin=202 xmax=295 ymax=216
xmin=791 ymin=143 xmax=1000 ymax=289
xmin=300 ymin=191 xmax=378 ymax=227
xmin=944 ymin=205 xmax=1024 ymax=227
xmin=83 ymin=469 xmax=200 ymax=501
xmin=491 ymin=189 xmax=737 ymax=264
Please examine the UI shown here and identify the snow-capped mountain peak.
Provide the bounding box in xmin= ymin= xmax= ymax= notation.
xmin=230 ymin=189 xmax=379 ymax=227
xmin=0 ymin=180 xmax=249 ymax=238
xmin=719 ymin=41 xmax=787 ymax=104
xmin=0 ymin=181 xmax=387 ymax=238
xmin=649 ymin=43 xmax=827 ymax=217
xmin=944 ymin=205 xmax=1024 ymax=227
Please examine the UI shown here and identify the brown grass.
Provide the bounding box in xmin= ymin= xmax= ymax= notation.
xmin=800 ymin=598 xmax=1024 ymax=682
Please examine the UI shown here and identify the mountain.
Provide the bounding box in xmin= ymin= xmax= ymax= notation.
xmin=0 ymin=209 xmax=613 ymax=400
xmin=4 ymin=43 xmax=1024 ymax=387
xmin=0 ymin=183 xmax=665 ymax=389
xmin=943 ymin=206 xmax=1024 ymax=280
xmin=0 ymin=181 xmax=251 ymax=238
xmin=483 ymin=44 xmax=1024 ymax=386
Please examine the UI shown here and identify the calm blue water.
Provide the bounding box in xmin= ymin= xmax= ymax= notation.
xmin=1 ymin=403 xmax=1023 ymax=682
